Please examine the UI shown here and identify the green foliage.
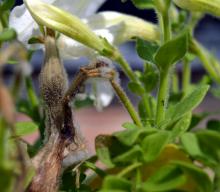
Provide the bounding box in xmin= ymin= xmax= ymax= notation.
xmin=130 ymin=0 xmax=155 ymax=9
xmin=172 ymin=161 xmax=213 ymax=192
xmin=136 ymin=38 xmax=159 ymax=64
xmin=155 ymin=32 xmax=188 ymax=71
xmin=0 ymin=28 xmax=16 ymax=42
xmin=2 ymin=0 xmax=220 ymax=191
xmin=15 ymin=121 xmax=38 ymax=136
xmin=139 ymin=165 xmax=186 ymax=191
xmin=0 ymin=0 xmax=15 ymax=11
xmin=161 ymin=85 xmax=209 ymax=128
xmin=141 ymin=131 xmax=171 ymax=162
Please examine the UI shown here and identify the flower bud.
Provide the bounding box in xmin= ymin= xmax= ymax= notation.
xmin=173 ymin=0 xmax=220 ymax=17
xmin=24 ymin=0 xmax=108 ymax=53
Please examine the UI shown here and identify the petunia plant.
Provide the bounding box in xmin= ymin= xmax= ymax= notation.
xmin=0 ymin=0 xmax=220 ymax=191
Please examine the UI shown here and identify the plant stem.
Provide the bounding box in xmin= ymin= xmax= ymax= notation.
xmin=25 ymin=77 xmax=39 ymax=108
xmin=114 ymin=53 xmax=137 ymax=83
xmin=156 ymin=71 xmax=169 ymax=124
xmin=190 ymin=39 xmax=220 ymax=83
xmin=182 ymin=58 xmax=191 ymax=96
xmin=161 ymin=11 xmax=171 ymax=43
xmin=117 ymin=162 xmax=142 ymax=177
xmin=110 ymin=79 xmax=142 ymax=127
xmin=142 ymin=94 xmax=152 ymax=119
xmin=172 ymin=71 xmax=179 ymax=94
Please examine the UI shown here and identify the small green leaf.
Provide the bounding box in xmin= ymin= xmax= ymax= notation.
xmin=140 ymin=165 xmax=186 ymax=191
xmin=136 ymin=38 xmax=158 ymax=63
xmin=171 ymin=112 xmax=192 ymax=139
xmin=154 ymin=32 xmax=188 ymax=71
xmin=113 ymin=145 xmax=143 ymax=163
xmin=196 ymin=130 xmax=220 ymax=161
xmin=131 ymin=0 xmax=155 ymax=9
xmin=128 ymin=81 xmax=145 ymax=95
xmin=172 ymin=161 xmax=213 ymax=192
xmin=102 ymin=176 xmax=131 ymax=191
xmin=28 ymin=36 xmax=43 ymax=44
xmin=114 ymin=126 xmax=156 ymax=146
xmin=0 ymin=28 xmax=17 ymax=42
xmin=180 ymin=132 xmax=204 ymax=157
xmin=0 ymin=0 xmax=15 ymax=11
xmin=164 ymin=85 xmax=209 ymax=127
xmin=211 ymin=87 xmax=220 ymax=99
xmin=207 ymin=119 xmax=220 ymax=132
xmin=95 ymin=135 xmax=129 ymax=168
xmin=122 ymin=122 xmax=139 ymax=129
xmin=15 ymin=121 xmax=38 ymax=136
xmin=141 ymin=131 xmax=170 ymax=162
xmin=140 ymin=71 xmax=159 ymax=92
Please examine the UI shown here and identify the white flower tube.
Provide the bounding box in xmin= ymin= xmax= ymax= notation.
xmin=173 ymin=0 xmax=220 ymax=17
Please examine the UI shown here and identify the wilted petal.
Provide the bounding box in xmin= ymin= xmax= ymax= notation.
xmin=87 ymin=78 xmax=114 ymax=111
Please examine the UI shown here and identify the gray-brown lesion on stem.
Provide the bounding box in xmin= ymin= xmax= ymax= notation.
xmin=28 ymin=29 xmax=137 ymax=192
xmin=28 ymin=29 xmax=83 ymax=192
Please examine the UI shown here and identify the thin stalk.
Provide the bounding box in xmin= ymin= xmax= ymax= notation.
xmin=182 ymin=58 xmax=191 ymax=96
xmin=191 ymin=39 xmax=220 ymax=83
xmin=156 ymin=71 xmax=169 ymax=124
xmin=111 ymin=79 xmax=142 ymax=127
xmin=172 ymin=71 xmax=179 ymax=94
xmin=25 ymin=76 xmax=39 ymax=108
xmin=155 ymin=5 xmax=172 ymax=125
xmin=142 ymin=94 xmax=152 ymax=119
xmin=162 ymin=11 xmax=171 ymax=43
xmin=114 ymin=53 xmax=137 ymax=82
xmin=117 ymin=162 xmax=142 ymax=177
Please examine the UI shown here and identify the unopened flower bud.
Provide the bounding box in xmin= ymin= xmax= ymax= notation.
xmin=174 ymin=0 xmax=220 ymax=17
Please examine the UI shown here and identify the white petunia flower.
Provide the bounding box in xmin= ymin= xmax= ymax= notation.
xmin=9 ymin=0 xmax=158 ymax=110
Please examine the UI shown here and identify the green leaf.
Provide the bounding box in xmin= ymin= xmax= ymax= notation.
xmin=180 ymin=132 xmax=204 ymax=158
xmin=164 ymin=85 xmax=209 ymax=127
xmin=96 ymin=144 xmax=115 ymax=168
xmin=15 ymin=121 xmax=38 ymax=136
xmin=136 ymin=38 xmax=158 ymax=63
xmin=122 ymin=122 xmax=140 ymax=129
xmin=211 ymin=87 xmax=220 ymax=99
xmin=0 ymin=28 xmax=17 ymax=42
xmin=141 ymin=131 xmax=170 ymax=162
xmin=171 ymin=112 xmax=192 ymax=139
xmin=207 ymin=119 xmax=220 ymax=132
xmin=114 ymin=126 xmax=156 ymax=146
xmin=0 ymin=0 xmax=15 ymax=11
xmin=140 ymin=165 xmax=186 ymax=191
xmin=154 ymin=32 xmax=188 ymax=71
xmin=172 ymin=161 xmax=213 ymax=192
xmin=196 ymin=130 xmax=220 ymax=162
xmin=131 ymin=0 xmax=155 ymax=9
xmin=140 ymin=72 xmax=159 ymax=93
xmin=102 ymin=176 xmax=131 ymax=191
xmin=113 ymin=145 xmax=143 ymax=163
xmin=128 ymin=81 xmax=145 ymax=95
xmin=73 ymin=96 xmax=94 ymax=109
xmin=95 ymin=135 xmax=129 ymax=168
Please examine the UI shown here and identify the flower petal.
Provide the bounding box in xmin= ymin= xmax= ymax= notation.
xmin=57 ymin=28 xmax=114 ymax=59
xmin=85 ymin=11 xmax=159 ymax=44
xmin=53 ymin=0 xmax=106 ymax=18
xmin=9 ymin=4 xmax=39 ymax=47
